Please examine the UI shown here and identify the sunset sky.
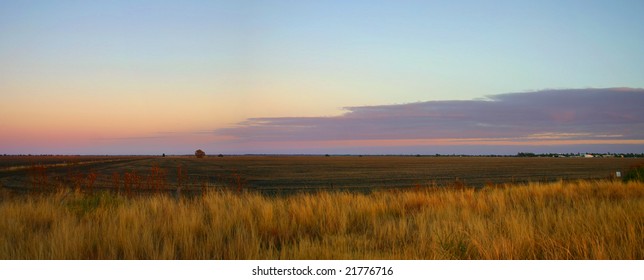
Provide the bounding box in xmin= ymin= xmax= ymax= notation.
xmin=2 ymin=1 xmax=644 ymax=155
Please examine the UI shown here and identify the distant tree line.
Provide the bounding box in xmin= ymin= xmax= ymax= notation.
xmin=517 ymin=152 xmax=644 ymax=158
xmin=517 ymin=152 xmax=537 ymax=157
xmin=1 ymin=152 xmax=643 ymax=158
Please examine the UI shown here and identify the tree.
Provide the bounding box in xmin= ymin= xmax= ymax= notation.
xmin=517 ymin=152 xmax=536 ymax=157
xmin=195 ymin=149 xmax=206 ymax=158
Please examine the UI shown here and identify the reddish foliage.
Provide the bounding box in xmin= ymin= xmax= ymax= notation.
xmin=29 ymin=164 xmax=48 ymax=191
xmin=86 ymin=172 xmax=97 ymax=193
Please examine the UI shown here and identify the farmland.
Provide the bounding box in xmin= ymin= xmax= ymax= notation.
xmin=1 ymin=179 xmax=643 ymax=259
xmin=1 ymin=155 xmax=643 ymax=260
xmin=1 ymin=155 xmax=642 ymax=194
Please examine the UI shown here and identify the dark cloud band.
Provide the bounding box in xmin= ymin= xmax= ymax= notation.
xmin=216 ymin=88 xmax=644 ymax=148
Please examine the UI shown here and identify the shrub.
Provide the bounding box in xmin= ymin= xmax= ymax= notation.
xmin=195 ymin=149 xmax=206 ymax=158
xmin=623 ymin=164 xmax=644 ymax=182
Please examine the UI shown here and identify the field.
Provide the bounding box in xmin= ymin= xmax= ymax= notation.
xmin=1 ymin=155 xmax=642 ymax=194
xmin=1 ymin=156 xmax=643 ymax=260
xmin=1 ymin=180 xmax=643 ymax=259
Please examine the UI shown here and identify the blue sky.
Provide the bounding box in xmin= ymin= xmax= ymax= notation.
xmin=1 ymin=1 xmax=643 ymax=154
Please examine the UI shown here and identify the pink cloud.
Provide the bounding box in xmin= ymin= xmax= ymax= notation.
xmin=215 ymin=88 xmax=644 ymax=153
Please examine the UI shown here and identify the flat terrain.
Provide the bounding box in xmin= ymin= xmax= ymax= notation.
xmin=1 ymin=180 xmax=642 ymax=259
xmin=1 ymin=155 xmax=642 ymax=193
xmin=1 ymin=156 xmax=643 ymax=260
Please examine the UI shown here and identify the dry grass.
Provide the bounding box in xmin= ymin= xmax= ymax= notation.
xmin=0 ymin=180 xmax=642 ymax=259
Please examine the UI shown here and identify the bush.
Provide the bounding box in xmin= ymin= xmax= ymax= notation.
xmin=623 ymin=164 xmax=644 ymax=182
xmin=195 ymin=149 xmax=206 ymax=158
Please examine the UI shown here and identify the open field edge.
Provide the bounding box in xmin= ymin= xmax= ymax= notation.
xmin=1 ymin=179 xmax=642 ymax=260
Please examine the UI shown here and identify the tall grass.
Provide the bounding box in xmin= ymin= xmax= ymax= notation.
xmin=1 ymin=180 xmax=642 ymax=259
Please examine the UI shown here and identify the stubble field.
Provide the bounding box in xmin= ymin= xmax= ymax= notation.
xmin=1 ymin=155 xmax=643 ymax=259
xmin=1 ymin=155 xmax=641 ymax=194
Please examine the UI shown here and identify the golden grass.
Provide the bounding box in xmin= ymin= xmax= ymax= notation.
xmin=0 ymin=180 xmax=642 ymax=259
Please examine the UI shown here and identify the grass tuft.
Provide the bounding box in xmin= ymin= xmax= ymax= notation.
xmin=1 ymin=180 xmax=642 ymax=259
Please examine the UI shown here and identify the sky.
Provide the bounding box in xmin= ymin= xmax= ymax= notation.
xmin=1 ymin=0 xmax=644 ymax=155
